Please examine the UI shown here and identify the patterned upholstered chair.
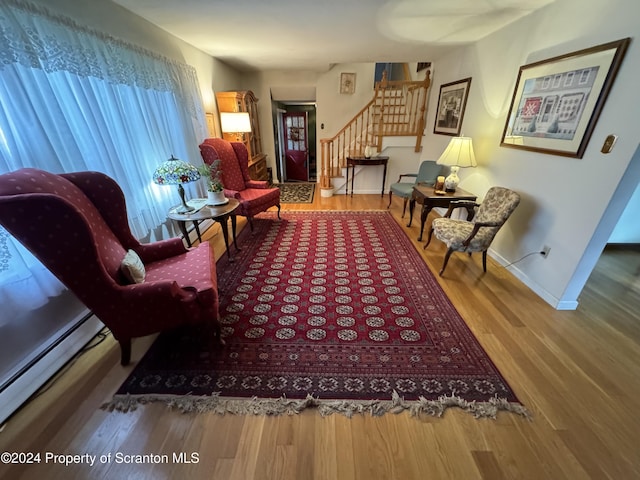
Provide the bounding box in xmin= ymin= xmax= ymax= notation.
xmin=387 ymin=160 xmax=442 ymax=217
xmin=425 ymin=186 xmax=520 ymax=276
xmin=199 ymin=138 xmax=280 ymax=231
xmin=0 ymin=168 xmax=220 ymax=365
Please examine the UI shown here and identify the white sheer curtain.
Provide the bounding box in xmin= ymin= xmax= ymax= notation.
xmin=0 ymin=0 xmax=208 ymax=321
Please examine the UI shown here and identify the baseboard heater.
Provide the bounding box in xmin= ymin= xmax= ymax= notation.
xmin=0 ymin=311 xmax=104 ymax=425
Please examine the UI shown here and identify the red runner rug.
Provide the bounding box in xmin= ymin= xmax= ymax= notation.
xmin=106 ymin=211 xmax=528 ymax=418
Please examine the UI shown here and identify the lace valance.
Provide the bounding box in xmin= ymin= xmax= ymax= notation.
xmin=0 ymin=0 xmax=201 ymax=97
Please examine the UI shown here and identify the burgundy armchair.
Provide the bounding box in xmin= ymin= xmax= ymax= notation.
xmin=199 ymin=138 xmax=280 ymax=231
xmin=0 ymin=168 xmax=220 ymax=365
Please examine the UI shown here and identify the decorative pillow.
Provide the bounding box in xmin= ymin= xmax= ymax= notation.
xmin=120 ymin=249 xmax=145 ymax=284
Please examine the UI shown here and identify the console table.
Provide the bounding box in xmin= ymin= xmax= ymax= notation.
xmin=408 ymin=185 xmax=477 ymax=241
xmin=345 ymin=156 xmax=389 ymax=197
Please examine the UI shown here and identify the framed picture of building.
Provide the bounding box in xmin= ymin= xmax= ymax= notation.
xmin=433 ymin=77 xmax=472 ymax=136
xmin=501 ymin=38 xmax=630 ymax=158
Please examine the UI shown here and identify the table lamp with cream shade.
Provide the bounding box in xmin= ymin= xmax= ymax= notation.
xmin=436 ymin=135 xmax=477 ymax=192
xmin=152 ymin=155 xmax=201 ymax=213
xmin=220 ymin=112 xmax=252 ymax=141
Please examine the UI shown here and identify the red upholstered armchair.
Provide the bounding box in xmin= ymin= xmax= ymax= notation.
xmin=0 ymin=168 xmax=220 ymax=365
xmin=199 ymin=138 xmax=280 ymax=231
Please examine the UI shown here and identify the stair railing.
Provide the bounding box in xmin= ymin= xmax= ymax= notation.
xmin=319 ymin=71 xmax=431 ymax=190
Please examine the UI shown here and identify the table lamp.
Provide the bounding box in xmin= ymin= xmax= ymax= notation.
xmin=220 ymin=112 xmax=252 ymax=141
xmin=152 ymin=155 xmax=201 ymax=213
xmin=436 ymin=135 xmax=477 ymax=192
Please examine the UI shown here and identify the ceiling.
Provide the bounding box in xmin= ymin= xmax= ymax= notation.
xmin=111 ymin=0 xmax=555 ymax=72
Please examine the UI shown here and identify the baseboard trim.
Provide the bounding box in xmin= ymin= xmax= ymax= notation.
xmin=0 ymin=313 xmax=104 ymax=425
xmin=490 ymin=249 xmax=573 ymax=310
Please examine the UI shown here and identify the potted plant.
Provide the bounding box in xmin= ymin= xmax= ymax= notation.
xmin=199 ymin=160 xmax=226 ymax=205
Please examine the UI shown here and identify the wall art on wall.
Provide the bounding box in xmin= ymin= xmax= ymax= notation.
xmin=433 ymin=77 xmax=472 ymax=136
xmin=501 ymin=38 xmax=630 ymax=158
xmin=340 ymin=72 xmax=356 ymax=94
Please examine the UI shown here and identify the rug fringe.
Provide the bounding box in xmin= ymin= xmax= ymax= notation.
xmin=101 ymin=390 xmax=531 ymax=420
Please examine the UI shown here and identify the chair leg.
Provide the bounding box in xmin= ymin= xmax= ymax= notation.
xmin=387 ymin=191 xmax=393 ymax=209
xmin=424 ymin=226 xmax=435 ymax=249
xmin=439 ymin=248 xmax=454 ymax=276
xmin=247 ymin=216 xmax=254 ymax=232
xmin=401 ymin=198 xmax=408 ymax=218
xmin=119 ymin=339 xmax=131 ymax=366
xmin=276 ymin=204 xmax=281 ymax=219
xmin=482 ymin=251 xmax=487 ymax=272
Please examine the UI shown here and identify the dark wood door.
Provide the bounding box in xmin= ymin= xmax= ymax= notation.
xmin=283 ymin=112 xmax=308 ymax=182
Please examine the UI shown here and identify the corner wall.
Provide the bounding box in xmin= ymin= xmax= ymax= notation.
xmin=420 ymin=0 xmax=640 ymax=308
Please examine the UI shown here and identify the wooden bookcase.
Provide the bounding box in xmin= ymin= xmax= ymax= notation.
xmin=215 ymin=90 xmax=268 ymax=181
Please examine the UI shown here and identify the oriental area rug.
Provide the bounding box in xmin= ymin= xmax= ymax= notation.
xmin=105 ymin=211 xmax=528 ymax=419
xmin=276 ymin=182 xmax=315 ymax=203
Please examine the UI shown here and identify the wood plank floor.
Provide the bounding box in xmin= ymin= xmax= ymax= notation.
xmin=1 ymin=188 xmax=639 ymax=479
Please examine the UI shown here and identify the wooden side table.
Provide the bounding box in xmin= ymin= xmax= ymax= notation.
xmin=408 ymin=185 xmax=477 ymax=241
xmin=168 ymin=198 xmax=241 ymax=261
xmin=345 ymin=156 xmax=389 ymax=197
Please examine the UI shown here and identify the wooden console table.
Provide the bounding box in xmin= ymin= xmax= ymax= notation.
xmin=345 ymin=156 xmax=389 ymax=197
xmin=408 ymin=185 xmax=477 ymax=241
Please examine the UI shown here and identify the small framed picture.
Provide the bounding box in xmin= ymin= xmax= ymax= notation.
xmin=500 ymin=38 xmax=630 ymax=158
xmin=340 ymin=73 xmax=356 ymax=95
xmin=433 ymin=77 xmax=472 ymax=136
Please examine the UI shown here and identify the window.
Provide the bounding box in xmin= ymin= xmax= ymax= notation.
xmin=0 ymin=1 xmax=207 ymax=331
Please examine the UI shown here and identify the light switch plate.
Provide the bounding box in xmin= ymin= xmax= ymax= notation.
xmin=601 ymin=134 xmax=618 ymax=153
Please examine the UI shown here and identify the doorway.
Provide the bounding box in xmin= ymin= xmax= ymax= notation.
xmin=283 ymin=111 xmax=309 ymax=182
xmin=567 ymin=143 xmax=640 ymax=308
xmin=273 ymin=103 xmax=317 ymax=183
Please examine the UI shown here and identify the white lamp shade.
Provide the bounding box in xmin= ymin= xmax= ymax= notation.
xmin=220 ymin=112 xmax=251 ymax=133
xmin=436 ymin=136 xmax=477 ymax=168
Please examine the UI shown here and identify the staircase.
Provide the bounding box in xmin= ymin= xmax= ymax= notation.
xmin=319 ymin=71 xmax=431 ymax=191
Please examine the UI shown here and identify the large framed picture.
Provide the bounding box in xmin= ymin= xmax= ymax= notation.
xmin=500 ymin=38 xmax=630 ymax=158
xmin=433 ymin=77 xmax=472 ymax=136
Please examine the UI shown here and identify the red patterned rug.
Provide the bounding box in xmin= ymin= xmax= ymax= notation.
xmin=106 ymin=211 xmax=528 ymax=418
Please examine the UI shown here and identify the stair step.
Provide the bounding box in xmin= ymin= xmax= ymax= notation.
xmin=372 ymin=102 xmax=407 ymax=108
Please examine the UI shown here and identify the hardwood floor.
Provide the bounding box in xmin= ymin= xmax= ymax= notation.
xmin=1 ymin=188 xmax=639 ymax=479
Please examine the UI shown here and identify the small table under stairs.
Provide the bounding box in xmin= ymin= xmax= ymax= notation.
xmin=345 ymin=156 xmax=389 ymax=197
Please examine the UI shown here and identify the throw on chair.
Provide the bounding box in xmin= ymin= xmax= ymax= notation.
xmin=425 ymin=186 xmax=520 ymax=276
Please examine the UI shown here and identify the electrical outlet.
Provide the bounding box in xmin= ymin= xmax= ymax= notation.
xmin=541 ymin=245 xmax=551 ymax=257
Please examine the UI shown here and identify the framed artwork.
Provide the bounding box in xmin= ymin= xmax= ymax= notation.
xmin=434 ymin=77 xmax=472 ymax=136
xmin=500 ymin=38 xmax=630 ymax=158
xmin=340 ymin=73 xmax=356 ymax=94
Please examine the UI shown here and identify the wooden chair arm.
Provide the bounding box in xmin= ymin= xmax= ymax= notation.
xmin=396 ymin=173 xmax=417 ymax=182
xmin=473 ymin=221 xmax=501 ymax=228
xmin=461 ymin=222 xmax=501 ymax=248
xmin=462 ymin=224 xmax=483 ymax=248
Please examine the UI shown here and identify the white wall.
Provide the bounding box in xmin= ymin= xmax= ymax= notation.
xmin=609 ymin=183 xmax=640 ymax=243
xmin=421 ymin=0 xmax=640 ymax=308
